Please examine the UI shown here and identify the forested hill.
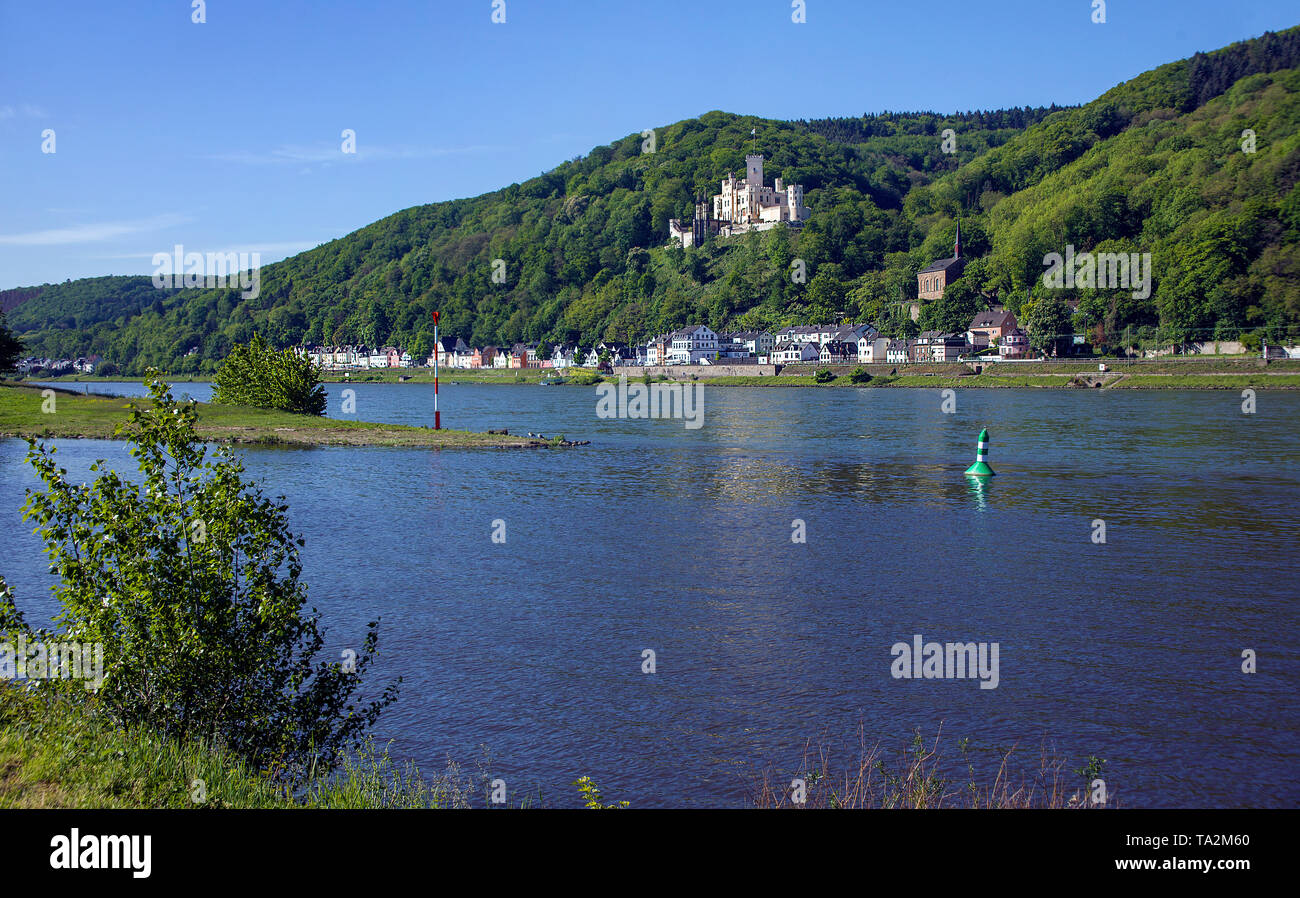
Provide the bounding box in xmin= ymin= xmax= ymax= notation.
xmin=10 ymin=26 xmax=1300 ymax=373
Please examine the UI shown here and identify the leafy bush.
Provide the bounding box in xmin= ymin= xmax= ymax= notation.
xmin=848 ymin=366 xmax=872 ymax=384
xmin=8 ymin=375 xmax=398 ymax=780
xmin=814 ymin=368 xmax=836 ymax=383
xmin=212 ymin=334 xmax=326 ymax=416
xmin=568 ymin=370 xmax=604 ymax=386
xmin=574 ymin=776 xmax=629 ymax=809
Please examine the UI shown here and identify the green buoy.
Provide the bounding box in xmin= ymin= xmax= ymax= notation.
xmin=965 ymin=428 xmax=995 ymax=477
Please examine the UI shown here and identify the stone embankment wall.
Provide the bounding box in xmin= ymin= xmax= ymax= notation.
xmin=615 ymin=365 xmax=779 ymax=378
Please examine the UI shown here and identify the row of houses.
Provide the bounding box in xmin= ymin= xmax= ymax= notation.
xmin=652 ymin=312 xmax=1031 ymax=366
xmin=297 ymin=310 xmax=1036 ymax=373
xmin=14 ymin=356 xmax=98 ymax=375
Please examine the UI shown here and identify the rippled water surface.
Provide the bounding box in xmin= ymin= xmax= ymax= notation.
xmin=4 ymin=381 xmax=1297 ymax=807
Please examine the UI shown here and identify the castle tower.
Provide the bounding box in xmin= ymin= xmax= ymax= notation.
xmin=787 ymin=184 xmax=804 ymax=221
xmin=746 ymin=154 xmax=763 ymax=187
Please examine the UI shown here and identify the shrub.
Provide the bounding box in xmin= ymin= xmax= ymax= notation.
xmin=8 ymin=374 xmax=399 ymax=780
xmin=569 ymin=370 xmax=604 ymax=386
xmin=848 ymin=366 xmax=872 ymax=384
xmin=574 ymin=776 xmax=629 ymax=809
xmin=212 ymin=334 xmax=326 ymax=416
xmin=814 ymin=368 xmax=836 ymax=383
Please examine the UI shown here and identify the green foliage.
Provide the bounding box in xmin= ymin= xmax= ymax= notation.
xmin=813 ymin=368 xmax=836 ymax=383
xmin=848 ymin=366 xmax=872 ymax=384
xmin=1075 ymin=755 xmax=1108 ymax=787
xmin=0 ymin=687 xmax=486 ymax=808
xmin=574 ymin=776 xmax=629 ymax=809
xmin=9 ymin=28 xmax=1300 ymax=367
xmin=212 ymin=334 xmax=326 ymax=416
xmin=0 ymin=312 xmax=22 ymax=375
xmin=1025 ymin=294 xmax=1074 ymax=356
xmin=567 ymin=369 xmax=604 ymax=386
xmin=11 ymin=375 xmax=399 ymax=780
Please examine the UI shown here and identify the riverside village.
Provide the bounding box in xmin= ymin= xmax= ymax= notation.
xmin=13 ymin=155 xmax=1297 ymax=380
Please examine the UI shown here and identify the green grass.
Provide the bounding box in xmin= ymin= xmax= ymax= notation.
xmin=886 ymin=374 xmax=1080 ymax=388
xmin=0 ymin=382 xmax=566 ymax=448
xmin=0 ymin=687 xmax=488 ymax=808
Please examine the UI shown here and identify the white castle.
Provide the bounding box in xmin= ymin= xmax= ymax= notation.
xmin=668 ymin=154 xmax=810 ymax=248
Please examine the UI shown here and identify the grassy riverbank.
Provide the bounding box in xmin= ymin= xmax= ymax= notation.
xmin=0 ymin=383 xmax=562 ymax=448
xmin=0 ymin=688 xmax=488 ymax=808
xmin=0 ymin=688 xmax=1093 ymax=808
xmin=30 ymin=357 xmax=1300 ymax=391
xmin=35 ymin=369 xmax=557 ymax=385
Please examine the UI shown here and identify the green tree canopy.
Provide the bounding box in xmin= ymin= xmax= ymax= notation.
xmin=212 ymin=334 xmax=326 ymax=416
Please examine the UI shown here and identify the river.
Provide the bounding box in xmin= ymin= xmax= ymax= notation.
xmin=2 ymin=380 xmax=1297 ymax=807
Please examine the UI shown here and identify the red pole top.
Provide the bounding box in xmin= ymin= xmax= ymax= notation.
xmin=431 ymin=310 xmax=440 ymax=324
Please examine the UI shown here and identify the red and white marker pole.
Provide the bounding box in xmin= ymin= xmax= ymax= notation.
xmin=432 ymin=310 xmax=441 ymax=429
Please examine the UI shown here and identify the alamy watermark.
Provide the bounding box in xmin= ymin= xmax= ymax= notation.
xmin=1 ymin=635 xmax=104 ymax=691
xmin=152 ymin=244 xmax=261 ymax=299
xmin=596 ymin=375 xmax=704 ymax=430
xmin=890 ymin=634 xmax=1000 ymax=689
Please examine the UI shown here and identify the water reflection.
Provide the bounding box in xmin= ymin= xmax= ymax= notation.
xmin=6 ymin=383 xmax=1299 ymax=808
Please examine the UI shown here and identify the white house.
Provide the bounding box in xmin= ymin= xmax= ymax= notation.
xmin=585 ymin=342 xmax=632 ymax=367
xmin=999 ymin=328 xmax=1030 ymax=359
xmin=820 ymin=340 xmax=855 ymax=364
xmin=773 ymin=340 xmax=820 ymax=365
xmin=730 ymin=330 xmax=775 ymax=357
xmin=668 ymin=325 xmax=718 ymax=364
xmin=451 ymin=339 xmax=474 ymax=369
xmin=928 ymin=333 xmax=968 ymax=362
xmin=713 ymin=335 xmax=751 ymax=359
xmin=776 ymin=325 xmax=824 ymax=346
xmin=552 ymin=345 xmax=578 ymax=369
xmin=857 ymin=336 xmax=890 ymax=363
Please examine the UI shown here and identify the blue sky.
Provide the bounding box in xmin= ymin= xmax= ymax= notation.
xmin=0 ymin=0 xmax=1295 ymax=288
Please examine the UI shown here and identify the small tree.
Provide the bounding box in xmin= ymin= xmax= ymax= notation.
xmin=213 ymin=334 xmax=326 ymax=416
xmin=848 ymin=366 xmax=872 ymax=384
xmin=814 ymin=368 xmax=836 ymax=383
xmin=0 ymin=311 xmax=23 ymax=376
xmin=1026 ymin=294 xmax=1073 ymax=357
xmin=10 ymin=375 xmax=398 ymax=779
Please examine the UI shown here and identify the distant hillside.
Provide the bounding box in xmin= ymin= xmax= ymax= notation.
xmin=0 ymin=287 xmax=40 ymax=316
xmin=11 ymin=26 xmax=1300 ymax=372
xmin=3 ymin=276 xmax=166 ymax=330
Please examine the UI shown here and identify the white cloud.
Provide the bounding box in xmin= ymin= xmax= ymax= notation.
xmin=0 ymin=213 xmax=192 ymax=246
